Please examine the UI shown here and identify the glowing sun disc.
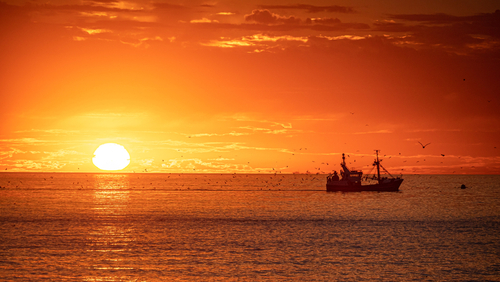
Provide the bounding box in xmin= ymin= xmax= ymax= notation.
xmin=92 ymin=143 xmax=130 ymax=171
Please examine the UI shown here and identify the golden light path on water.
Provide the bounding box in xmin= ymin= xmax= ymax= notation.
xmin=87 ymin=174 xmax=135 ymax=279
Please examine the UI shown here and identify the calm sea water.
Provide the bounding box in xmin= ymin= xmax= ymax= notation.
xmin=0 ymin=173 xmax=499 ymax=281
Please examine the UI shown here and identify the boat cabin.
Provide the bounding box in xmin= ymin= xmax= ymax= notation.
xmin=344 ymin=170 xmax=363 ymax=183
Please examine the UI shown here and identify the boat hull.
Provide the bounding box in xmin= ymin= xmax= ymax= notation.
xmin=326 ymin=178 xmax=403 ymax=192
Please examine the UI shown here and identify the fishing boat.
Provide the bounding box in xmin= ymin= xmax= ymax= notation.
xmin=326 ymin=150 xmax=403 ymax=192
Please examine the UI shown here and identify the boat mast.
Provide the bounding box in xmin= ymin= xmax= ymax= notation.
xmin=375 ymin=150 xmax=381 ymax=184
xmin=340 ymin=153 xmax=350 ymax=178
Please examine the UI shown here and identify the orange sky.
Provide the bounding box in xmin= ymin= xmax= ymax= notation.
xmin=1 ymin=0 xmax=499 ymax=174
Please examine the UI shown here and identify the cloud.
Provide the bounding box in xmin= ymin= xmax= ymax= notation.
xmin=13 ymin=160 xmax=66 ymax=170
xmin=257 ymin=4 xmax=355 ymax=14
xmin=0 ymin=2 xmax=30 ymax=22
xmin=217 ymin=12 xmax=235 ymax=16
xmin=43 ymin=150 xmax=83 ymax=159
xmin=0 ymin=138 xmax=51 ymax=144
xmin=182 ymin=132 xmax=250 ymax=138
xmin=139 ymin=158 xmax=154 ymax=166
xmin=309 ymin=22 xmax=370 ymax=31
xmin=208 ymin=157 xmax=235 ymax=161
xmin=382 ymin=10 xmax=500 ymax=54
xmin=79 ymin=27 xmax=112 ymax=34
xmin=388 ymin=10 xmax=500 ymax=27
xmin=201 ymin=38 xmax=254 ymax=48
xmin=372 ymin=20 xmax=414 ymax=32
xmin=224 ymin=114 xmax=296 ymax=133
xmin=18 ymin=2 xmax=147 ymax=14
xmin=76 ymin=19 xmax=161 ymax=31
xmin=190 ymin=18 xmax=219 ymax=24
xmin=238 ymin=126 xmax=291 ymax=135
xmin=200 ymin=33 xmax=308 ymax=50
xmin=0 ymin=148 xmax=28 ymax=159
xmin=152 ymin=3 xmax=189 ymax=11
xmin=305 ymin=17 xmax=341 ymax=25
xmin=242 ymin=34 xmax=307 ymax=43
xmin=293 ymin=115 xmax=341 ymax=122
xmin=244 ymin=9 xmax=301 ymax=25
xmin=352 ymin=130 xmax=393 ymax=135
xmin=14 ymin=160 xmax=43 ymax=170
xmin=190 ymin=15 xmax=368 ymax=35
xmin=5 ymin=1 xmax=498 ymax=57
xmin=15 ymin=129 xmax=81 ymax=135
xmin=88 ymin=0 xmax=121 ymax=4
xmin=161 ymin=158 xmax=254 ymax=173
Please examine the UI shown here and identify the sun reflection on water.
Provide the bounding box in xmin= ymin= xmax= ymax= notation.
xmin=85 ymin=174 xmax=136 ymax=279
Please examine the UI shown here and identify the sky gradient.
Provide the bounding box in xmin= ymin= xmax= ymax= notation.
xmin=1 ymin=0 xmax=499 ymax=174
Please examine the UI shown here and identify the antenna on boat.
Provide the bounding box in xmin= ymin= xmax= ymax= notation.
xmin=375 ymin=150 xmax=381 ymax=184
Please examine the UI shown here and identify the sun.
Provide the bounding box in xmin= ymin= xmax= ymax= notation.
xmin=92 ymin=143 xmax=130 ymax=171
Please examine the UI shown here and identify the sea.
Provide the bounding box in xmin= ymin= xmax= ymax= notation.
xmin=0 ymin=173 xmax=499 ymax=281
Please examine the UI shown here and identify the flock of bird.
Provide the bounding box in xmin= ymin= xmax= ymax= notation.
xmin=144 ymin=138 xmax=470 ymax=176
xmin=0 ymin=173 xmax=325 ymax=191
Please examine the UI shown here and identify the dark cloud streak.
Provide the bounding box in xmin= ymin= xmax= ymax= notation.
xmin=244 ymin=9 xmax=301 ymax=25
xmin=153 ymin=3 xmax=190 ymax=10
xmin=310 ymin=22 xmax=369 ymax=31
xmin=373 ymin=10 xmax=500 ymax=56
xmin=372 ymin=21 xmax=416 ymax=33
xmin=389 ymin=10 xmax=500 ymax=25
xmin=18 ymin=3 xmax=143 ymax=13
xmin=83 ymin=19 xmax=163 ymax=31
xmin=190 ymin=21 xmax=369 ymax=32
xmin=258 ymin=4 xmax=355 ymax=13
xmin=387 ymin=10 xmax=500 ymax=38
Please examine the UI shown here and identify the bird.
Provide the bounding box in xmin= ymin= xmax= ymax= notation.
xmin=441 ymin=154 xmax=445 ymax=157
xmin=418 ymin=141 xmax=431 ymax=148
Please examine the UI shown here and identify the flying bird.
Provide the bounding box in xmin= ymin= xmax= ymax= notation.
xmin=418 ymin=141 xmax=431 ymax=148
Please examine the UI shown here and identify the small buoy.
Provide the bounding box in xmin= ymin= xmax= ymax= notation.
xmin=460 ymin=184 xmax=467 ymax=189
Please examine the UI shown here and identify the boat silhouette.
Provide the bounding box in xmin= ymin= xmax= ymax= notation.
xmin=326 ymin=150 xmax=403 ymax=192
